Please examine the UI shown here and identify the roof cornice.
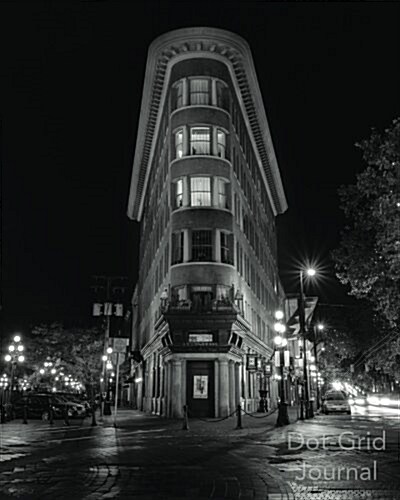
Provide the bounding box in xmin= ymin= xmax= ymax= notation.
xmin=127 ymin=27 xmax=288 ymax=221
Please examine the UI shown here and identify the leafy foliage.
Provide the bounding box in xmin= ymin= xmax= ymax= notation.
xmin=332 ymin=118 xmax=400 ymax=328
xmin=25 ymin=323 xmax=104 ymax=393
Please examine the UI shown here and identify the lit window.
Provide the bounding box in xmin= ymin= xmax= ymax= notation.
xmin=216 ymin=285 xmax=231 ymax=301
xmin=217 ymin=178 xmax=228 ymax=209
xmin=175 ymin=129 xmax=184 ymax=158
xmin=190 ymin=127 xmax=210 ymax=155
xmin=190 ymin=177 xmax=211 ymax=206
xmin=192 ymin=230 xmax=213 ymax=261
xmin=217 ymin=129 xmax=226 ymax=158
xmin=175 ymin=179 xmax=183 ymax=208
xmin=189 ymin=79 xmax=210 ymax=105
xmin=220 ymin=232 xmax=233 ymax=264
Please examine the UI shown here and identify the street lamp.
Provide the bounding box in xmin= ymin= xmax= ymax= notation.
xmin=0 ymin=374 xmax=9 ymax=423
xmin=274 ymin=311 xmax=289 ymax=427
xmin=4 ymin=335 xmax=25 ymax=404
xmin=312 ymin=323 xmax=324 ymax=410
xmin=299 ymin=268 xmax=316 ymax=419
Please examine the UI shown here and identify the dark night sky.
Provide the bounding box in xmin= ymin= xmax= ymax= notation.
xmin=1 ymin=2 xmax=400 ymax=333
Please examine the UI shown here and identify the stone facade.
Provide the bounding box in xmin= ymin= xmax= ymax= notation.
xmin=128 ymin=28 xmax=287 ymax=418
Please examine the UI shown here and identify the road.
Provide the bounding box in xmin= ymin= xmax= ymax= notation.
xmin=0 ymin=405 xmax=399 ymax=499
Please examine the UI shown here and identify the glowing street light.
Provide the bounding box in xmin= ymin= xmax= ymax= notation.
xmin=274 ymin=311 xmax=289 ymax=427
xmin=299 ymin=268 xmax=317 ymax=419
xmin=5 ymin=335 xmax=25 ymax=397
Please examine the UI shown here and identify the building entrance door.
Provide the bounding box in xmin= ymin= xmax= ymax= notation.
xmin=186 ymin=361 xmax=214 ymax=417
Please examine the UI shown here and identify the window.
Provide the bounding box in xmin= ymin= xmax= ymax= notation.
xmin=220 ymin=232 xmax=233 ymax=264
xmin=217 ymin=178 xmax=228 ymax=209
xmin=190 ymin=177 xmax=211 ymax=206
xmin=172 ymin=285 xmax=186 ymax=301
xmin=174 ymin=179 xmax=183 ymax=208
xmin=216 ymin=285 xmax=231 ymax=301
xmin=176 ymin=80 xmax=183 ymax=109
xmin=217 ymin=129 xmax=226 ymax=159
xmin=190 ymin=286 xmax=213 ymax=312
xmin=216 ymin=80 xmax=229 ymax=110
xmin=192 ymin=230 xmax=213 ymax=261
xmin=189 ymin=78 xmax=210 ymax=105
xmin=190 ymin=127 xmax=210 ymax=155
xmin=171 ymin=231 xmax=184 ymax=264
xmin=171 ymin=80 xmax=184 ymax=110
xmin=175 ymin=129 xmax=184 ymax=159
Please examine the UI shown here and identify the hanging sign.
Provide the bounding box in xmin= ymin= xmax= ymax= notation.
xmin=246 ymin=354 xmax=257 ymax=371
xmin=112 ymin=337 xmax=129 ymax=353
xmin=284 ymin=350 xmax=290 ymax=367
xmin=264 ymin=363 xmax=272 ymax=377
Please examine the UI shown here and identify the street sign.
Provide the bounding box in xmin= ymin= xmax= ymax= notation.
xmin=112 ymin=337 xmax=129 ymax=353
xmin=111 ymin=353 xmax=126 ymax=365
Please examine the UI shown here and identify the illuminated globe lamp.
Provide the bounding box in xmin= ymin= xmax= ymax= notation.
xmin=103 ymin=347 xmax=114 ymax=416
xmin=4 ymin=335 xmax=25 ymax=401
xmin=0 ymin=374 xmax=9 ymax=423
xmin=274 ymin=311 xmax=289 ymax=427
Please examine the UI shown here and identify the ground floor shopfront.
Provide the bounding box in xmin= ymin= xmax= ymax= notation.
xmin=132 ymin=353 xmax=280 ymax=418
xmin=130 ymin=309 xmax=282 ymax=418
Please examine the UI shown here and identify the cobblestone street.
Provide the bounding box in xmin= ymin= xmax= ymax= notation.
xmin=0 ymin=408 xmax=399 ymax=499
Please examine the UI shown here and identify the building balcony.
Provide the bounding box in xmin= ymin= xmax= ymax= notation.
xmin=167 ymin=298 xmax=240 ymax=314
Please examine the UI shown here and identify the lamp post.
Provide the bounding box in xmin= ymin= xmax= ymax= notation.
xmin=4 ymin=335 xmax=25 ymax=409
xmin=0 ymin=374 xmax=9 ymax=423
xmin=101 ymin=347 xmax=113 ymax=415
xmin=299 ymin=269 xmax=315 ymax=420
xmin=274 ymin=310 xmax=290 ymax=427
xmin=312 ymin=323 xmax=324 ymax=410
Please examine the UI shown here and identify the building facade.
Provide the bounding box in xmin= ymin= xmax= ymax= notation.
xmin=127 ymin=28 xmax=288 ymax=418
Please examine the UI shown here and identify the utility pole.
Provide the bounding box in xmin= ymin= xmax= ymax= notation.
xmin=91 ymin=275 xmax=127 ymax=416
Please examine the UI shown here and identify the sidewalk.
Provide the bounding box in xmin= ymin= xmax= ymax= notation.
xmin=99 ymin=405 xmax=300 ymax=438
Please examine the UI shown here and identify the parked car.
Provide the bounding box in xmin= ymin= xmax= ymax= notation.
xmin=12 ymin=394 xmax=64 ymax=420
xmin=53 ymin=394 xmax=87 ymax=418
xmin=322 ymin=391 xmax=352 ymax=414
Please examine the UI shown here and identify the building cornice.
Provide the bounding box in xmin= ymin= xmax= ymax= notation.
xmin=127 ymin=27 xmax=288 ymax=221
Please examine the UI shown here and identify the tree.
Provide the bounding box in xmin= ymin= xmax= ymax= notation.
xmin=25 ymin=323 xmax=104 ymax=395
xmin=332 ymin=118 xmax=400 ymax=329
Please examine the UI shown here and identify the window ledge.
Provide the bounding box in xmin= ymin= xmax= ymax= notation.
xmin=170 ymin=156 xmax=232 ymax=167
xmin=170 ymin=105 xmax=230 ymax=119
xmin=171 ymin=206 xmax=232 ymax=213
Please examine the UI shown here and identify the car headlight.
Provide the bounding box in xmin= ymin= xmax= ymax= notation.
xmin=355 ymin=398 xmax=366 ymax=405
xmin=367 ymin=396 xmax=380 ymax=405
xmin=379 ymin=397 xmax=391 ymax=406
xmin=348 ymin=399 xmax=355 ymax=405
